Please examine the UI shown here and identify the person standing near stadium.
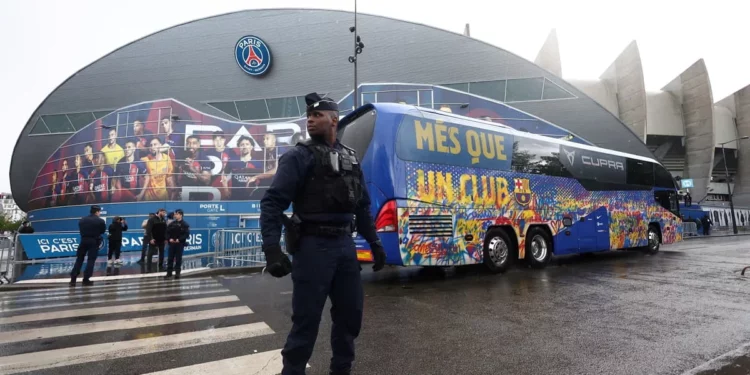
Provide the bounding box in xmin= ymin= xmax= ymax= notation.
xmin=165 ymin=209 xmax=190 ymax=279
xmin=260 ymin=92 xmax=386 ymax=375
xmin=70 ymin=205 xmax=106 ymax=287
xmin=107 ymin=216 xmax=128 ymax=265
xmin=145 ymin=208 xmax=168 ymax=270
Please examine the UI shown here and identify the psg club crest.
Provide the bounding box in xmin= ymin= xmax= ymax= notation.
xmin=513 ymin=178 xmax=532 ymax=207
xmin=235 ymin=35 xmax=271 ymax=76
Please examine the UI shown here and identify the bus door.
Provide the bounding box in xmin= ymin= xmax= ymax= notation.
xmin=577 ymin=206 xmax=610 ymax=252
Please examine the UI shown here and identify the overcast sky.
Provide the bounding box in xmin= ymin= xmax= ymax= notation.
xmin=1 ymin=0 xmax=748 ymax=194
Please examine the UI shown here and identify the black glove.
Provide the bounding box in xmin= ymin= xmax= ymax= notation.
xmin=370 ymin=240 xmax=386 ymax=272
xmin=263 ymin=243 xmax=291 ymax=278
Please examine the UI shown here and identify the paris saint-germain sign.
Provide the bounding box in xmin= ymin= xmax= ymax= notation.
xmin=235 ymin=35 xmax=271 ymax=76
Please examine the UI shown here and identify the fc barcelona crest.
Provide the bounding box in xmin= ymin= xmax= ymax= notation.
xmin=513 ymin=178 xmax=532 ymax=207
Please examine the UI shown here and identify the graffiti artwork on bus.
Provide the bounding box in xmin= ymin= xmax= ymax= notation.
xmin=400 ymin=162 xmax=682 ymax=266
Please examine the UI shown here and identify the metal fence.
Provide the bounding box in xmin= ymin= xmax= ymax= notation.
xmin=208 ymin=229 xmax=287 ymax=269
xmin=682 ymin=222 xmax=699 ymax=238
xmin=0 ymin=237 xmax=14 ymax=284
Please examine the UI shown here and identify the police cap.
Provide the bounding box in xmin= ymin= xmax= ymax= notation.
xmin=305 ymin=92 xmax=338 ymax=114
xmin=90 ymin=205 xmax=101 ymax=214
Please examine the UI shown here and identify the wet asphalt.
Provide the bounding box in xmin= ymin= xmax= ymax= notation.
xmin=2 ymin=235 xmax=750 ymax=374
xmin=225 ymin=235 xmax=750 ymax=375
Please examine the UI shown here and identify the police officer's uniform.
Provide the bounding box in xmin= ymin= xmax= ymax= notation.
xmin=260 ymin=93 xmax=386 ymax=375
xmin=70 ymin=205 xmax=106 ymax=286
xmin=165 ymin=209 xmax=190 ymax=279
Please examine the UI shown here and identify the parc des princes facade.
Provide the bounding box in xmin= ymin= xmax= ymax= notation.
xmin=11 ymin=8 xmax=750 ymax=259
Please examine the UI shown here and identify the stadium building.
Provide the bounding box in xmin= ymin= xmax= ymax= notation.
xmin=10 ymin=8 xmax=750 ymax=255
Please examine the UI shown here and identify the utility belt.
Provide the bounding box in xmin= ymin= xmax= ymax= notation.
xmin=300 ymin=223 xmax=352 ymax=237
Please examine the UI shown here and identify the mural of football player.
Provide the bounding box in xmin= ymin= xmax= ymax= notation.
xmin=227 ymin=135 xmax=264 ymax=200
xmin=58 ymin=158 xmax=72 ymax=206
xmin=137 ymin=137 xmax=174 ymax=201
xmin=114 ymin=140 xmax=147 ymax=202
xmin=101 ymin=128 xmax=124 ymax=169
xmin=88 ymin=152 xmax=115 ymax=203
xmin=205 ymin=131 xmax=236 ymax=200
xmin=159 ymin=116 xmax=182 ymax=161
xmin=82 ymin=143 xmax=95 ymax=176
xmin=46 ymin=170 xmax=59 ymax=207
xmin=178 ymin=135 xmax=213 ymax=200
xmin=130 ymin=119 xmax=153 ymax=158
xmin=68 ymin=154 xmax=89 ymax=205
xmin=245 ymin=132 xmax=278 ymax=189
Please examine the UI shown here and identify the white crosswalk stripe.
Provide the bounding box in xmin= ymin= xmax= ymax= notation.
xmin=0 ymin=278 xmax=219 ymax=300
xmin=0 ymin=288 xmax=229 ymax=313
xmin=0 ymin=277 xmax=294 ymax=375
xmin=142 ymin=349 xmax=312 ymax=375
xmin=0 ymin=281 xmax=222 ymax=304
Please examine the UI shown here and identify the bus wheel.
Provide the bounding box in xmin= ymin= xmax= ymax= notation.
xmin=525 ymin=227 xmax=552 ymax=269
xmin=646 ymin=225 xmax=660 ymax=254
xmin=483 ymin=228 xmax=513 ymax=274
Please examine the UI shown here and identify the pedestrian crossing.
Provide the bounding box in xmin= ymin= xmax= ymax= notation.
xmin=0 ymin=276 xmax=303 ymax=374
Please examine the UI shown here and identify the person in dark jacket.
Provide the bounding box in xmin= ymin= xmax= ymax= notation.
xmin=107 ymin=216 xmax=128 ymax=264
xmin=165 ymin=209 xmax=190 ymax=279
xmin=145 ymin=208 xmax=168 ymax=269
xmin=260 ymin=93 xmax=386 ymax=375
xmin=70 ymin=205 xmax=106 ymax=287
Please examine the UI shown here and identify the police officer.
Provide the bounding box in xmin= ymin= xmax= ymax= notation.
xmin=70 ymin=205 xmax=106 ymax=287
xmin=165 ymin=209 xmax=190 ymax=279
xmin=260 ymin=92 xmax=386 ymax=375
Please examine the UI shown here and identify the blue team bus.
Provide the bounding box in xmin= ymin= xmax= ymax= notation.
xmin=339 ymin=103 xmax=683 ymax=273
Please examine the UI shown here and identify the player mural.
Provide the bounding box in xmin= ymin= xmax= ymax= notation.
xmin=27 ymin=99 xmax=306 ymax=210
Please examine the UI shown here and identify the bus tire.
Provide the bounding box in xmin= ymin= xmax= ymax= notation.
xmin=646 ymin=224 xmax=661 ymax=254
xmin=483 ymin=228 xmax=513 ymax=274
xmin=525 ymin=227 xmax=552 ymax=269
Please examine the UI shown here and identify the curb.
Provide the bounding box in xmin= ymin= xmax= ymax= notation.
xmin=182 ymin=266 xmax=266 ymax=278
xmin=0 ymin=266 xmax=267 ymax=293
xmin=685 ymin=233 xmax=750 ymax=240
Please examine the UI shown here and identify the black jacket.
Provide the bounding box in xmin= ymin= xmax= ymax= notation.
xmin=108 ymin=221 xmax=128 ymax=242
xmin=167 ymin=219 xmax=190 ymax=244
xmin=145 ymin=216 xmax=167 ymax=242
xmin=79 ymin=214 xmax=106 ymax=239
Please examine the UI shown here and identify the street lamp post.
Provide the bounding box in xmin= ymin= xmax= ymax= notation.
xmin=348 ymin=0 xmax=364 ymax=109
xmin=718 ymin=135 xmax=750 ymax=234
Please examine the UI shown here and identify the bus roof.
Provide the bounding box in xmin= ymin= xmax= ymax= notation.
xmin=339 ymin=102 xmax=663 ymax=166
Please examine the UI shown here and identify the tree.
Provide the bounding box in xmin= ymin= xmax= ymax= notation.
xmin=0 ymin=213 xmax=26 ymax=233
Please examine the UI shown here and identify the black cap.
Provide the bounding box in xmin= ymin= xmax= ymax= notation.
xmin=91 ymin=205 xmax=101 ymax=212
xmin=175 ymin=209 xmax=184 ymax=215
xmin=305 ymin=92 xmax=338 ymax=114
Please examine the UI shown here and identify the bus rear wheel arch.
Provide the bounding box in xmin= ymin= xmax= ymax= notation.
xmin=482 ymin=226 xmax=516 ymax=274
xmin=524 ymin=226 xmax=553 ymax=269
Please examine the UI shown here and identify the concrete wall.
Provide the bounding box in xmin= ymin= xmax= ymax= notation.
xmin=534 ymin=29 xmax=562 ymax=77
xmin=734 ymin=86 xmax=750 ymax=206
xmin=646 ymin=92 xmax=684 ymax=136
xmin=713 ymin=105 xmax=739 ymax=149
xmin=568 ymin=79 xmax=619 ymax=116
xmin=662 ymin=59 xmax=715 ymax=201
xmin=600 ymin=41 xmax=648 ymax=142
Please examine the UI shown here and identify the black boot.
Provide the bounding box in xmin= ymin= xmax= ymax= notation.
xmin=82 ymin=279 xmax=94 ymax=286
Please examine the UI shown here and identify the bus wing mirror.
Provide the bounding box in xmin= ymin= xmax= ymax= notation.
xmin=562 ymin=217 xmax=573 ymax=227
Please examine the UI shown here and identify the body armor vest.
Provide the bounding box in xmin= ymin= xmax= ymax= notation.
xmin=293 ymin=140 xmax=363 ymax=216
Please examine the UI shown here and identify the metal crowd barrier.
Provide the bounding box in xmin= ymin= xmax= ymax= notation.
xmin=682 ymin=222 xmax=699 ymax=237
xmin=0 ymin=237 xmax=14 ymax=284
xmin=208 ymin=229 xmax=287 ymax=269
